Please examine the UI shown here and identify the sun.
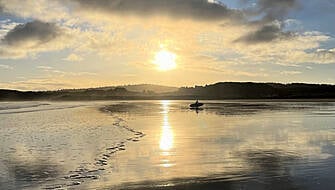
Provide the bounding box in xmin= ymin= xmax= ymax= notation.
xmin=153 ymin=50 xmax=177 ymax=71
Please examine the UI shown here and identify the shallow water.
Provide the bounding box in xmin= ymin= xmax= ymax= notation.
xmin=1 ymin=100 xmax=335 ymax=189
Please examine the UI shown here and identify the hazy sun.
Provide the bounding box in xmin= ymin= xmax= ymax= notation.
xmin=153 ymin=50 xmax=177 ymax=71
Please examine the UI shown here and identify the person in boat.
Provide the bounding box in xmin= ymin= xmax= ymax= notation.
xmin=190 ymin=100 xmax=203 ymax=108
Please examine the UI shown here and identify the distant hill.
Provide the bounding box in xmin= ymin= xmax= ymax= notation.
xmin=0 ymin=87 xmax=138 ymax=101
xmin=177 ymin=82 xmax=335 ymax=99
xmin=1 ymin=82 xmax=335 ymax=101
xmin=80 ymin=84 xmax=178 ymax=94
xmin=119 ymin=84 xmax=178 ymax=93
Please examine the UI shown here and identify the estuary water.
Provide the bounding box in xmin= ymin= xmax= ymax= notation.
xmin=0 ymin=100 xmax=335 ymax=190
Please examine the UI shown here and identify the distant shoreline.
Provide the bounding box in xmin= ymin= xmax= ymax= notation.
xmin=1 ymin=98 xmax=335 ymax=102
xmin=2 ymin=82 xmax=335 ymax=101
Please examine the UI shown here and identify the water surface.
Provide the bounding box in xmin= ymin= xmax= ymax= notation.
xmin=1 ymin=100 xmax=335 ymax=189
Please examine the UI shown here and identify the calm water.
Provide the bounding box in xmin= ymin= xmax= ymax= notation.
xmin=0 ymin=100 xmax=335 ymax=190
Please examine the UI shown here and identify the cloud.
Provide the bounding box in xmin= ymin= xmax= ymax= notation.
xmin=280 ymin=70 xmax=302 ymax=75
xmin=254 ymin=0 xmax=299 ymax=22
xmin=63 ymin=53 xmax=83 ymax=62
xmin=0 ymin=78 xmax=73 ymax=91
xmin=0 ymin=0 xmax=69 ymax=22
xmin=236 ymin=0 xmax=300 ymax=44
xmin=0 ymin=20 xmax=72 ymax=59
xmin=67 ymin=0 xmax=243 ymax=21
xmin=236 ymin=22 xmax=294 ymax=43
xmin=2 ymin=20 xmax=62 ymax=47
xmin=0 ymin=64 xmax=13 ymax=69
xmin=36 ymin=65 xmax=53 ymax=70
xmin=0 ymin=74 xmax=103 ymax=91
xmin=195 ymin=0 xmax=301 ymax=45
xmin=240 ymin=0 xmax=300 ymax=23
xmin=0 ymin=19 xmax=21 ymax=38
xmin=0 ymin=65 xmax=98 ymax=90
xmin=315 ymin=48 xmax=335 ymax=60
xmin=36 ymin=65 xmax=97 ymax=77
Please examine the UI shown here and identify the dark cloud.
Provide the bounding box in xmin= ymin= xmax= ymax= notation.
xmin=65 ymin=0 xmax=300 ymax=44
xmin=0 ymin=0 xmax=5 ymax=13
xmin=315 ymin=48 xmax=335 ymax=58
xmin=68 ymin=0 xmax=243 ymax=21
xmin=2 ymin=20 xmax=62 ymax=46
xmin=236 ymin=0 xmax=299 ymax=44
xmin=236 ymin=23 xmax=294 ymax=43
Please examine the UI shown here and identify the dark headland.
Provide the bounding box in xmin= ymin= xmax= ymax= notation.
xmin=1 ymin=82 xmax=335 ymax=101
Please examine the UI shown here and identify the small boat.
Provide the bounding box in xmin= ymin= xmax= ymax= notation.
xmin=189 ymin=100 xmax=204 ymax=108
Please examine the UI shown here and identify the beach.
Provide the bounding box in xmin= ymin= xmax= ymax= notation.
xmin=1 ymin=100 xmax=335 ymax=190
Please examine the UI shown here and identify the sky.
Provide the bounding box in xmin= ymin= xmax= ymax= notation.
xmin=0 ymin=0 xmax=334 ymax=90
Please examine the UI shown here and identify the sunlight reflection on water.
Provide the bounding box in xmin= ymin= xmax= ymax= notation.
xmin=159 ymin=101 xmax=174 ymax=167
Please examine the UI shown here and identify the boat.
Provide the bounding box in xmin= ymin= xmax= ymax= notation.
xmin=189 ymin=100 xmax=204 ymax=108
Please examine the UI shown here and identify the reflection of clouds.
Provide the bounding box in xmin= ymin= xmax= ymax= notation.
xmin=233 ymin=150 xmax=304 ymax=190
xmin=179 ymin=108 xmax=335 ymax=179
xmin=1 ymin=154 xmax=61 ymax=190
xmin=235 ymin=114 xmax=335 ymax=162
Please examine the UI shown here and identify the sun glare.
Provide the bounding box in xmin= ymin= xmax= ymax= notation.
xmin=153 ymin=50 xmax=177 ymax=71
